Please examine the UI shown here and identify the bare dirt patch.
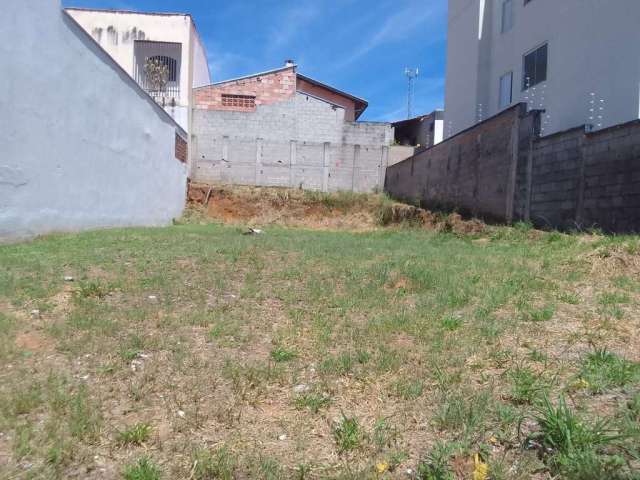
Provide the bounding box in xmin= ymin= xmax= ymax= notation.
xmin=187 ymin=183 xmax=488 ymax=234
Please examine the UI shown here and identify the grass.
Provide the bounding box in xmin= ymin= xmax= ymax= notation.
xmin=333 ymin=416 xmax=362 ymax=453
xmin=579 ymin=349 xmax=640 ymax=394
xmin=0 ymin=204 xmax=639 ymax=478
xmin=123 ymin=457 xmax=162 ymax=480
xmin=117 ymin=422 xmax=152 ymax=446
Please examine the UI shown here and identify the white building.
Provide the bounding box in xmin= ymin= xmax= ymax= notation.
xmin=67 ymin=8 xmax=211 ymax=135
xmin=444 ymin=0 xmax=640 ymax=137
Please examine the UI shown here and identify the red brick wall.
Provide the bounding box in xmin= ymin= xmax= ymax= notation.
xmin=175 ymin=133 xmax=187 ymax=163
xmin=193 ymin=67 xmax=296 ymax=111
xmin=297 ymin=77 xmax=357 ymax=121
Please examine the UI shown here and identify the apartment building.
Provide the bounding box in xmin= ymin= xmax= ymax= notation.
xmin=444 ymin=0 xmax=640 ymax=137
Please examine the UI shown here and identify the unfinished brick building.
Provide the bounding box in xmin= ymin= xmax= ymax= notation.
xmin=191 ymin=62 xmax=393 ymax=193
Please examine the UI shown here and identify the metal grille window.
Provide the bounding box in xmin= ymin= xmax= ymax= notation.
xmin=523 ymin=43 xmax=548 ymax=90
xmin=148 ymin=55 xmax=177 ymax=82
xmin=221 ymin=94 xmax=256 ymax=108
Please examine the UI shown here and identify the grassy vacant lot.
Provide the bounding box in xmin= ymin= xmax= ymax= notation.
xmin=1 ymin=199 xmax=639 ymax=479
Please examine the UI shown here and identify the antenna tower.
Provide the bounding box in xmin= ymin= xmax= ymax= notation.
xmin=404 ymin=67 xmax=419 ymax=119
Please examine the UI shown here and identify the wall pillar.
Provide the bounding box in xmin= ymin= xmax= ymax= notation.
xmin=289 ymin=140 xmax=297 ymax=188
xmin=255 ymin=138 xmax=263 ymax=186
xmin=322 ymin=142 xmax=330 ymax=192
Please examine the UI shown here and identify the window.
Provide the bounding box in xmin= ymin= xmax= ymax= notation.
xmin=522 ymin=43 xmax=547 ymax=90
xmin=148 ymin=55 xmax=177 ymax=82
xmin=501 ymin=0 xmax=514 ymax=33
xmin=221 ymin=94 xmax=256 ymax=108
xmin=524 ymin=0 xmax=533 ymax=4
xmin=499 ymin=72 xmax=513 ymax=109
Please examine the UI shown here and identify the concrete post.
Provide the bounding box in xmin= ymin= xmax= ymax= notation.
xmin=289 ymin=140 xmax=297 ymax=188
xmin=505 ymin=113 xmax=522 ymax=223
xmin=574 ymin=134 xmax=587 ymax=228
xmin=352 ymin=145 xmax=360 ymax=192
xmin=255 ymin=138 xmax=263 ymax=186
xmin=378 ymin=146 xmax=389 ymax=192
xmin=322 ymin=142 xmax=330 ymax=192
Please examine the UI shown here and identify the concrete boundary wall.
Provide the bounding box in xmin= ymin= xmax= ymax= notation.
xmin=192 ymin=93 xmax=392 ymax=193
xmin=385 ymin=103 xmax=640 ymax=233
xmin=1 ymin=2 xmax=187 ymax=242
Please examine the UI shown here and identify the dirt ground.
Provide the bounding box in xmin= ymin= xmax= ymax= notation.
xmin=186 ymin=183 xmax=487 ymax=234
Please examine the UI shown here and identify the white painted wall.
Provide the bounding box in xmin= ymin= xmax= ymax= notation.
xmin=445 ymin=0 xmax=640 ymax=136
xmin=0 ymin=0 xmax=187 ymax=242
xmin=67 ymin=8 xmax=212 ymax=132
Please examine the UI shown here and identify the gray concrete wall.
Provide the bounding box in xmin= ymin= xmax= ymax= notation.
xmin=385 ymin=104 xmax=539 ymax=221
xmin=0 ymin=1 xmax=187 ymax=242
xmin=192 ymin=92 xmax=392 ymax=193
xmin=527 ymin=122 xmax=640 ymax=233
xmin=386 ymin=101 xmax=640 ymax=233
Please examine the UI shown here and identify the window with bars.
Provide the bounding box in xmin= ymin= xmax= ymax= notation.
xmin=148 ymin=55 xmax=178 ymax=82
xmin=221 ymin=94 xmax=256 ymax=108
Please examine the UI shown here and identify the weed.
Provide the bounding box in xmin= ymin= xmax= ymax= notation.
xmin=118 ymin=422 xmax=152 ymax=446
xmin=509 ymin=367 xmax=549 ymax=404
xmin=441 ymin=315 xmax=462 ymax=331
xmin=13 ymin=423 xmax=33 ymax=459
xmin=394 ymin=379 xmax=424 ymax=400
xmin=333 ymin=416 xmax=361 ymax=453
xmin=76 ymin=280 xmax=110 ymax=299
xmin=579 ymin=349 xmax=640 ymax=393
xmin=192 ymin=447 xmax=235 ymax=480
xmin=599 ymin=292 xmax=631 ymax=305
xmin=373 ymin=418 xmax=398 ymax=450
xmin=558 ymin=291 xmax=580 ymax=305
xmin=416 ymin=442 xmax=458 ymax=480
xmin=434 ymin=391 xmax=491 ymax=435
xmin=520 ymin=303 xmax=556 ymax=322
xmin=320 ymin=352 xmax=354 ymax=376
xmin=294 ymin=393 xmax=330 ymax=413
xmin=68 ymin=385 xmax=102 ymax=443
xmin=123 ymin=457 xmax=162 ymax=480
xmin=270 ymin=347 xmax=296 ymax=363
xmin=627 ymin=393 xmax=640 ymax=421
xmin=531 ymin=395 xmax=630 ymax=478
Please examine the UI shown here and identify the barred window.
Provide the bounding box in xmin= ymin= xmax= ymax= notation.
xmin=148 ymin=55 xmax=178 ymax=82
xmin=221 ymin=94 xmax=256 ymax=108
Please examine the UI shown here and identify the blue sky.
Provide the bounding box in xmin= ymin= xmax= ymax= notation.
xmin=62 ymin=0 xmax=448 ymax=122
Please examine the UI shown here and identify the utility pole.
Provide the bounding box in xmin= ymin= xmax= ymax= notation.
xmin=404 ymin=67 xmax=419 ymax=119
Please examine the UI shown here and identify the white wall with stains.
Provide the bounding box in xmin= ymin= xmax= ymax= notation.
xmin=67 ymin=8 xmax=212 ymax=132
xmin=0 ymin=0 xmax=187 ymax=242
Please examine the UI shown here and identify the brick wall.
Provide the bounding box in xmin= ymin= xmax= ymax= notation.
xmin=175 ymin=133 xmax=187 ymax=163
xmin=193 ymin=67 xmax=296 ymax=112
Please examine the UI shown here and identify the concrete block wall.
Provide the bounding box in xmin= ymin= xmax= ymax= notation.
xmin=192 ymin=92 xmax=392 ymax=193
xmin=386 ymin=101 xmax=640 ymax=233
xmin=385 ymin=104 xmax=536 ymax=220
xmin=528 ymin=121 xmax=640 ymax=232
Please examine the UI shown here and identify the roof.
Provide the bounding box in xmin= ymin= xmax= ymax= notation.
xmin=65 ymin=7 xmax=192 ymax=18
xmin=296 ymin=73 xmax=368 ymax=120
xmin=194 ymin=65 xmax=297 ymax=89
xmin=194 ymin=64 xmax=370 ymax=120
xmin=392 ymin=110 xmax=444 ymax=127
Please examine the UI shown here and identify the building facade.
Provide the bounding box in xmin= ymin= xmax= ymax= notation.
xmin=67 ymin=8 xmax=211 ymax=135
xmin=444 ymin=0 xmax=640 ymax=137
xmin=1 ymin=1 xmax=188 ymax=242
xmin=192 ymin=64 xmax=393 ymax=193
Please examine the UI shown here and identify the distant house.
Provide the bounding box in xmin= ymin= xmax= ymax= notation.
xmin=444 ymin=0 xmax=640 ymax=137
xmin=393 ymin=111 xmax=444 ymax=148
xmin=1 ymin=1 xmax=187 ymax=241
xmin=192 ymin=62 xmax=393 ymax=193
xmin=66 ymin=7 xmax=211 ymax=138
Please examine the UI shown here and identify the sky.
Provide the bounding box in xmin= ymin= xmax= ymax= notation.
xmin=61 ymin=0 xmax=448 ymax=122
